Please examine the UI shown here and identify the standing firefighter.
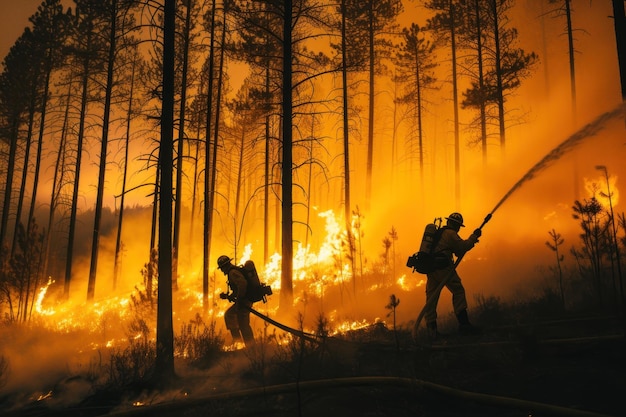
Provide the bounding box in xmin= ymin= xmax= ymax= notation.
xmin=217 ymin=255 xmax=255 ymax=346
xmin=424 ymin=212 xmax=482 ymax=338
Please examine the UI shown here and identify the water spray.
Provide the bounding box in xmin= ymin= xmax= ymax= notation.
xmin=473 ymin=104 xmax=623 ymax=253
xmin=413 ymin=103 xmax=625 ymax=339
xmin=490 ymin=103 xmax=625 ymax=216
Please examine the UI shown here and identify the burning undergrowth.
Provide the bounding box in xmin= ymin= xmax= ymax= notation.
xmin=0 ymin=209 xmax=425 ymax=409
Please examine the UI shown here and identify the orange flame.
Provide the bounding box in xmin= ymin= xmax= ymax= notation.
xmin=33 ymin=209 xmax=417 ymax=347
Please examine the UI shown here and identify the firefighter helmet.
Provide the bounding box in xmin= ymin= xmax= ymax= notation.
xmin=217 ymin=255 xmax=232 ymax=268
xmin=446 ymin=212 xmax=465 ymax=227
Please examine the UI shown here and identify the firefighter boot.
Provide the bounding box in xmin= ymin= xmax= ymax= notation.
xmin=457 ymin=309 xmax=481 ymax=335
xmin=230 ymin=328 xmax=242 ymax=343
xmin=240 ymin=325 xmax=255 ymax=347
xmin=426 ymin=321 xmax=438 ymax=339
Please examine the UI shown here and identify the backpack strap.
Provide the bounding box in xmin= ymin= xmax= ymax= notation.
xmin=429 ymin=226 xmax=446 ymax=254
xmin=431 ymin=227 xmax=455 ymax=268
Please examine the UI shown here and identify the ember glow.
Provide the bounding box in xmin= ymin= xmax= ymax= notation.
xmin=34 ymin=278 xmax=55 ymax=316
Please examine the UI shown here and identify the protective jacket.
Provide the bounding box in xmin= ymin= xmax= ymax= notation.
xmin=227 ymin=267 xmax=248 ymax=301
xmin=434 ymin=226 xmax=479 ymax=265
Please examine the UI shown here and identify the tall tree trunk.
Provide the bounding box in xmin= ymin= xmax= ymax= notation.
xmin=275 ymin=164 xmax=280 ymax=256
xmin=450 ymin=0 xmax=461 ymax=209
xmin=340 ymin=0 xmax=354 ymax=275
xmin=173 ymin=0 xmax=193 ymax=291
xmin=564 ymin=0 xmax=577 ymax=124
xmin=537 ymin=0 xmax=552 ymax=97
xmin=25 ymin=56 xmax=53 ymax=251
xmin=281 ymin=0 xmax=294 ymax=310
xmin=491 ymin=0 xmax=506 ymax=157
xmin=415 ymin=45 xmax=424 ymax=186
xmin=154 ymin=0 xmax=176 ymax=387
xmin=473 ymin=0 xmax=488 ymax=163
xmin=304 ymin=119 xmax=314 ymax=248
xmin=11 ymin=95 xmax=36 ymax=259
xmin=234 ymin=123 xmax=246 ymax=256
xmin=203 ymin=0 xmax=217 ymax=313
xmin=611 ymin=0 xmax=626 ymax=111
xmin=365 ymin=3 xmax=375 ymax=209
xmin=88 ymin=0 xmax=118 ymax=300
xmin=208 ymin=2 xmax=226 ymax=267
xmin=263 ymin=1 xmax=273 ymax=265
xmin=42 ymin=77 xmax=73 ymax=282
xmin=64 ymin=30 xmax=92 ymax=299
xmin=148 ymin=162 xmax=159 ymax=300
xmin=113 ymin=55 xmax=137 ymax=290
xmin=390 ymin=77 xmax=399 ymax=192
xmin=264 ymin=63 xmax=271 ymax=265
xmin=11 ymin=105 xmax=41 ymax=323
xmin=0 ymin=120 xmax=20 ymax=249
xmin=188 ymin=81 xmax=202 ymax=243
xmin=563 ymin=0 xmax=580 ymax=199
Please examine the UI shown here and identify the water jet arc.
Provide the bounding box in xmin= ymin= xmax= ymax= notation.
xmin=488 ymin=103 xmax=625 ymax=217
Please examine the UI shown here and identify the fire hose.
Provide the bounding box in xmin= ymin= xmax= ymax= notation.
xmin=96 ymin=376 xmax=615 ymax=417
xmin=412 ymin=212 xmax=493 ymax=338
xmin=245 ymin=304 xmax=321 ymax=344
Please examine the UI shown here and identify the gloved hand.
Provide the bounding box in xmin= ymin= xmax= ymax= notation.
xmin=473 ymin=228 xmax=482 ymax=238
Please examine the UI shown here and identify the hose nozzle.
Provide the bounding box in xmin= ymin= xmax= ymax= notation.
xmin=479 ymin=213 xmax=493 ymax=230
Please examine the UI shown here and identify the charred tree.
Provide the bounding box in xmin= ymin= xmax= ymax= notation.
xmin=154 ymin=0 xmax=176 ymax=387
xmin=24 ymin=0 xmax=70 ymax=258
xmin=358 ymin=0 xmax=403 ymax=209
xmin=331 ymin=0 xmax=361 ymax=276
xmin=202 ymin=0 xmax=217 ymax=313
xmin=232 ymin=0 xmax=332 ymax=310
xmin=42 ymin=75 xmax=74 ymax=284
xmin=187 ymin=83 xmax=206 ymax=244
xmin=461 ymin=0 xmax=537 ymax=160
xmin=173 ymin=0 xmax=200 ymax=291
xmin=281 ymin=0 xmax=295 ymax=309
xmin=64 ymin=1 xmax=106 ymax=299
xmin=11 ymin=45 xmax=38 ymax=260
xmin=484 ymin=0 xmax=536 ymax=155
xmin=392 ymin=23 xmax=438 ymax=187
xmin=340 ymin=0 xmax=352 ymax=259
xmin=460 ymin=0 xmax=489 ymax=162
xmin=612 ymin=0 xmax=626 ymax=108
xmin=88 ymin=0 xmax=119 ymax=301
xmin=426 ymin=0 xmax=464 ymax=207
xmin=113 ymin=52 xmax=139 ymax=290
xmin=547 ymin=0 xmax=578 ymax=123
xmin=0 ymin=33 xmax=34 ymax=250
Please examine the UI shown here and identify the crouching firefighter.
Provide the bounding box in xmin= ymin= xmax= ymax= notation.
xmin=217 ymin=255 xmax=255 ymax=347
xmin=424 ymin=212 xmax=482 ymax=338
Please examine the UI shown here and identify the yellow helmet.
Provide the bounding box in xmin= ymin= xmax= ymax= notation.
xmin=217 ymin=255 xmax=232 ymax=268
xmin=446 ymin=212 xmax=465 ymax=227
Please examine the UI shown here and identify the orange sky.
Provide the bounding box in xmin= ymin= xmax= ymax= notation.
xmin=0 ymin=0 xmax=43 ymax=61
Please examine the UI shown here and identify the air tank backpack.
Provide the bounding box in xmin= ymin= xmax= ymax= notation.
xmin=237 ymin=260 xmax=273 ymax=303
xmin=406 ymin=219 xmax=449 ymax=274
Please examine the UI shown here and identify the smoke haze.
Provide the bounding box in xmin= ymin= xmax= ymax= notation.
xmin=0 ymin=0 xmax=624 ymax=409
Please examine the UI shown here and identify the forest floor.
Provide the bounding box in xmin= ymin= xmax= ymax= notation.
xmin=2 ymin=313 xmax=624 ymax=417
